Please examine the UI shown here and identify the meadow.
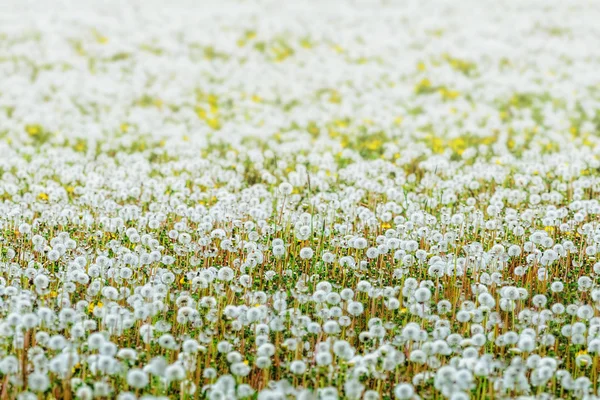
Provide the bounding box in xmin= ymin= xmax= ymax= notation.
xmin=1 ymin=0 xmax=600 ymax=399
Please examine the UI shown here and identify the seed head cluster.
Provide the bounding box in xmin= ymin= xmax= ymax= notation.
xmin=1 ymin=0 xmax=600 ymax=399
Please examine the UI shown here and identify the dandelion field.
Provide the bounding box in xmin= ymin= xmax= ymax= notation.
xmin=2 ymin=1 xmax=600 ymax=399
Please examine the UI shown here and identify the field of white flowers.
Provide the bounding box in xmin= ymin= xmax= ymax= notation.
xmin=1 ymin=0 xmax=600 ymax=399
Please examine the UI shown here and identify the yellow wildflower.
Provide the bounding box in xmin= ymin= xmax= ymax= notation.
xmin=26 ymin=125 xmax=41 ymax=136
